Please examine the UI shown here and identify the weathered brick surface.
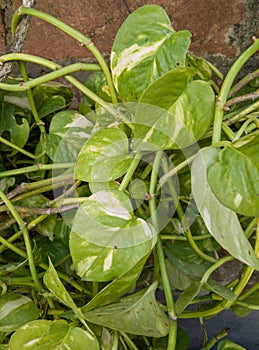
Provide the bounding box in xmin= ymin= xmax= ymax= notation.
xmin=0 ymin=18 xmax=5 ymax=54
xmin=0 ymin=0 xmax=257 ymax=67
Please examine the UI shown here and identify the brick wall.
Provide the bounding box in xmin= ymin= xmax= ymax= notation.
xmin=0 ymin=0 xmax=258 ymax=72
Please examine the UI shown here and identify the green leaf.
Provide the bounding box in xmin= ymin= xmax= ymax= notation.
xmin=74 ymin=128 xmax=132 ymax=182
xmin=186 ymin=53 xmax=212 ymax=81
xmin=0 ymin=177 xmax=15 ymax=193
xmin=9 ymin=320 xmax=99 ymax=350
xmin=135 ymin=76 xmax=215 ymax=150
xmin=43 ymin=258 xmax=77 ymax=312
xmin=175 ymin=280 xmax=201 ymax=315
xmin=152 ymin=327 xmax=189 ymax=350
xmin=208 ymin=133 xmax=259 ymax=217
xmin=33 ymin=81 xmax=73 ymax=117
xmin=166 ymin=259 xmax=193 ymax=291
xmin=217 ymin=339 xmax=247 ymax=350
xmin=81 ymin=254 xmax=149 ymax=311
xmin=111 ymin=5 xmax=191 ymax=101
xmin=37 ymin=95 xmax=67 ymax=119
xmin=165 ymin=241 xmax=211 ymax=278
xmin=41 ymin=110 xmax=93 ymax=162
xmin=0 ymin=293 xmax=39 ymax=332
xmin=232 ymin=290 xmax=259 ymax=317
xmin=70 ymin=190 xmax=156 ymax=281
xmin=83 ymin=72 xmax=112 ymax=107
xmin=83 ymin=282 xmax=169 ymax=337
xmin=205 ymin=279 xmax=237 ymax=302
xmin=191 ymin=147 xmax=259 ymax=269
xmin=0 ymin=103 xmax=29 ymax=155
xmin=16 ymin=194 xmax=56 ymax=240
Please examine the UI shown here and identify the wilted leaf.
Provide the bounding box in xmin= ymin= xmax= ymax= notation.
xmin=111 ymin=5 xmax=191 ymax=101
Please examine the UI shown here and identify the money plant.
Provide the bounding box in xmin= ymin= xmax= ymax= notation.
xmin=0 ymin=4 xmax=258 ymax=350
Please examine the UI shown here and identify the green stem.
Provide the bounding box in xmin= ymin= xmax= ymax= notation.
xmin=0 ymin=232 xmax=90 ymax=294
xmin=205 ymin=60 xmax=224 ymax=81
xmin=0 ymin=53 xmax=132 ymax=125
xmin=212 ymin=39 xmax=259 ymax=144
xmin=224 ymin=218 xmax=259 ymax=309
xmin=201 ymin=328 xmax=230 ymax=350
xmin=0 ymin=191 xmax=43 ymax=293
xmin=0 ymin=173 xmax=73 ymax=203
xmin=0 ymin=162 xmax=73 ymax=178
xmin=161 ymin=234 xmax=212 ymax=241
xmin=229 ymin=68 xmax=259 ymax=97
xmin=149 ymin=151 xmax=177 ymax=350
xmin=158 ymin=154 xmax=196 ymax=190
xmin=225 ymin=100 xmax=259 ymax=125
xmin=120 ymin=331 xmax=139 ymax=350
xmin=19 ymin=60 xmax=47 ymax=179
xmin=19 ymin=61 xmax=45 ymax=134
xmin=0 ymin=135 xmax=42 ymax=159
xmin=161 ymin=158 xmax=216 ymax=263
xmin=111 ymin=332 xmax=119 ymax=350
xmin=239 ymin=282 xmax=259 ymax=301
xmin=178 ymin=256 xmax=234 ymax=319
xmin=14 ymin=7 xmax=118 ymax=104
xmin=232 ymin=116 xmax=259 ymax=141
xmin=119 ymin=152 xmax=142 ymax=191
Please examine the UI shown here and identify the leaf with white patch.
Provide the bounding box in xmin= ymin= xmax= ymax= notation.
xmin=0 ymin=293 xmax=39 ymax=332
xmin=41 ymin=110 xmax=93 ymax=162
xmin=208 ymin=132 xmax=259 ymax=217
xmin=43 ymin=259 xmax=77 ymax=312
xmin=9 ymin=320 xmax=99 ymax=350
xmin=74 ymin=128 xmax=132 ymax=182
xmin=134 ymin=72 xmax=215 ymax=150
xmin=111 ymin=4 xmax=191 ymax=101
xmin=191 ymin=147 xmax=259 ymax=269
xmin=70 ymin=190 xmax=156 ymax=281
xmin=82 ymin=282 xmax=169 ymax=337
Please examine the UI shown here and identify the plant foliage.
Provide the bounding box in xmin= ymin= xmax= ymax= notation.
xmin=0 ymin=3 xmax=258 ymax=349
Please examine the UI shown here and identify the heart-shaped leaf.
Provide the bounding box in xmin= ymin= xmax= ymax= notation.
xmin=134 ymin=72 xmax=215 ymax=150
xmin=74 ymin=128 xmax=132 ymax=182
xmin=208 ymin=132 xmax=259 ymax=217
xmin=111 ymin=5 xmax=191 ymax=101
xmin=70 ymin=190 xmax=156 ymax=281
xmin=41 ymin=110 xmax=93 ymax=162
xmin=9 ymin=320 xmax=99 ymax=350
xmin=0 ymin=104 xmax=29 ymax=155
xmin=0 ymin=293 xmax=39 ymax=332
xmin=192 ymin=147 xmax=259 ymax=269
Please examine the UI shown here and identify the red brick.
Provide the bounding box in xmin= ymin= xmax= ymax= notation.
xmin=12 ymin=0 xmax=247 ymax=61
